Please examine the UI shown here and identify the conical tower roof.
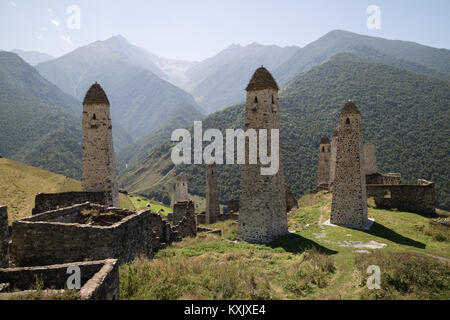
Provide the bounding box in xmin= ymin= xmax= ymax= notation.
xmin=341 ymin=100 xmax=360 ymax=115
xmin=320 ymin=136 xmax=330 ymax=144
xmin=83 ymin=82 xmax=110 ymax=105
xmin=246 ymin=66 xmax=279 ymax=91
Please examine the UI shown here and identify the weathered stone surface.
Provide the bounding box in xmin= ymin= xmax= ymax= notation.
xmin=174 ymin=172 xmax=189 ymax=203
xmin=239 ymin=68 xmax=288 ymax=243
xmin=0 ymin=259 xmax=119 ymax=300
xmin=366 ymin=173 xmax=401 ymax=185
xmin=367 ymin=179 xmax=436 ymax=216
xmin=227 ymin=199 xmax=240 ymax=214
xmin=331 ymin=101 xmax=368 ymax=227
xmin=329 ymin=131 xmax=338 ymax=188
xmin=205 ymin=163 xmax=220 ymax=224
xmin=0 ymin=206 xmax=8 ymax=268
xmin=10 ymin=203 xmax=195 ymax=267
xmin=285 ymin=184 xmax=298 ymax=212
xmin=317 ymin=136 xmax=331 ymax=189
xmin=363 ymin=144 xmax=377 ymax=175
xmin=82 ymin=83 xmax=119 ymax=207
xmin=32 ymin=192 xmax=110 ymax=215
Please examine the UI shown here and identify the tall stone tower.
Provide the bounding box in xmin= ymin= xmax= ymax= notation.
xmin=205 ymin=163 xmax=220 ymax=224
xmin=317 ymin=136 xmax=331 ymax=188
xmin=239 ymin=67 xmax=288 ymax=243
xmin=331 ymin=101 xmax=368 ymax=227
xmin=174 ymin=172 xmax=189 ymax=203
xmin=329 ymin=131 xmax=338 ymax=188
xmin=82 ymin=83 xmax=119 ymax=207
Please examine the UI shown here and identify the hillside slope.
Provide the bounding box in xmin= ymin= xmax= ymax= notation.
xmin=119 ymin=53 xmax=450 ymax=210
xmin=0 ymin=158 xmax=133 ymax=223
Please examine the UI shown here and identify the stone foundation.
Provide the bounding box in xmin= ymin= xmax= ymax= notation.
xmin=32 ymin=192 xmax=111 ymax=215
xmin=367 ymin=180 xmax=435 ymax=216
xmin=0 ymin=206 xmax=8 ymax=268
xmin=11 ymin=202 xmax=196 ymax=267
xmin=0 ymin=259 xmax=119 ymax=300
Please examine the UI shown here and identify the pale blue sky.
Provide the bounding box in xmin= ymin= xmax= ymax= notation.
xmin=1 ymin=0 xmax=449 ymax=61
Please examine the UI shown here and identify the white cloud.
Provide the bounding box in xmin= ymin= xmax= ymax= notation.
xmin=59 ymin=34 xmax=71 ymax=45
xmin=7 ymin=1 xmax=16 ymax=8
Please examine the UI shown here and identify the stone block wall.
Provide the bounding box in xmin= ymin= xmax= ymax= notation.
xmin=363 ymin=144 xmax=378 ymax=175
xmin=227 ymin=199 xmax=240 ymax=213
xmin=10 ymin=202 xmax=195 ymax=267
xmin=32 ymin=192 xmax=110 ymax=215
xmin=0 ymin=259 xmax=119 ymax=300
xmin=366 ymin=173 xmax=401 ymax=185
xmin=0 ymin=206 xmax=8 ymax=268
xmin=367 ymin=180 xmax=436 ymax=216
xmin=285 ymin=184 xmax=298 ymax=212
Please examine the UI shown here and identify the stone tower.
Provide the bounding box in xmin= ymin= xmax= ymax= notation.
xmin=82 ymin=83 xmax=119 ymax=207
xmin=205 ymin=163 xmax=220 ymax=224
xmin=329 ymin=131 xmax=338 ymax=188
xmin=331 ymin=101 xmax=368 ymax=227
xmin=363 ymin=144 xmax=378 ymax=175
xmin=174 ymin=172 xmax=189 ymax=203
xmin=0 ymin=206 xmax=8 ymax=268
xmin=317 ymin=136 xmax=331 ymax=188
xmin=239 ymin=67 xmax=288 ymax=243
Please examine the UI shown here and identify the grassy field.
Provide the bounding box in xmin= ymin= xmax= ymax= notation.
xmin=128 ymin=195 xmax=172 ymax=215
xmin=0 ymin=158 xmax=135 ymax=223
xmin=120 ymin=192 xmax=449 ymax=300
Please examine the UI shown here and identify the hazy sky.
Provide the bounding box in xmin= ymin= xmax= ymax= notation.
xmin=1 ymin=0 xmax=449 ymax=61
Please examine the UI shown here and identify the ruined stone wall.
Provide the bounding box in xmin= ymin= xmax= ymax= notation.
xmin=331 ymin=103 xmax=368 ymax=227
xmin=11 ymin=202 xmax=196 ymax=267
xmin=82 ymin=99 xmax=119 ymax=207
xmin=32 ymin=192 xmax=110 ymax=215
xmin=317 ymin=140 xmax=331 ymax=187
xmin=366 ymin=173 xmax=402 ymax=185
xmin=174 ymin=173 xmax=189 ymax=203
xmin=0 ymin=206 xmax=8 ymax=268
xmin=227 ymin=199 xmax=240 ymax=213
xmin=367 ymin=180 xmax=435 ymax=216
xmin=239 ymin=84 xmax=288 ymax=243
xmin=0 ymin=259 xmax=119 ymax=300
xmin=363 ymin=144 xmax=377 ymax=175
xmin=205 ymin=163 xmax=220 ymax=224
xmin=285 ymin=184 xmax=298 ymax=212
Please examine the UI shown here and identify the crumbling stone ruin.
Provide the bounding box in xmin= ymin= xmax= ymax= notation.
xmin=174 ymin=172 xmax=189 ymax=203
xmin=0 ymin=259 xmax=119 ymax=300
xmin=205 ymin=163 xmax=220 ymax=224
xmin=367 ymin=179 xmax=436 ymax=216
xmin=0 ymin=206 xmax=8 ymax=268
xmin=329 ymin=131 xmax=338 ymax=189
xmin=10 ymin=202 xmax=196 ymax=267
xmin=316 ymin=136 xmax=331 ymax=191
xmin=331 ymin=101 xmax=368 ymax=228
xmin=285 ymin=184 xmax=298 ymax=212
xmin=366 ymin=173 xmax=402 ymax=185
xmin=82 ymin=83 xmax=119 ymax=208
xmin=32 ymin=191 xmax=110 ymax=215
xmin=239 ymin=67 xmax=288 ymax=243
xmin=227 ymin=199 xmax=240 ymax=214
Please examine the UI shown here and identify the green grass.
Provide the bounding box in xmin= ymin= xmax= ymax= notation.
xmin=120 ymin=191 xmax=450 ymax=300
xmin=128 ymin=195 xmax=172 ymax=215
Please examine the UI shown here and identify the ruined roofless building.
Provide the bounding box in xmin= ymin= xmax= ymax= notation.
xmin=331 ymin=101 xmax=368 ymax=227
xmin=239 ymin=67 xmax=288 ymax=243
xmin=317 ymin=136 xmax=331 ymax=189
xmin=205 ymin=163 xmax=220 ymax=224
xmin=174 ymin=172 xmax=189 ymax=203
xmin=82 ymin=83 xmax=119 ymax=207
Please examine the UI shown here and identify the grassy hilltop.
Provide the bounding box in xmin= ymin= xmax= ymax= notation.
xmin=120 ymin=192 xmax=449 ymax=300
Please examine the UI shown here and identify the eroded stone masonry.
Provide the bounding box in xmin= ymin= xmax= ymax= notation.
xmin=331 ymin=101 xmax=368 ymax=228
xmin=0 ymin=206 xmax=8 ymax=268
xmin=82 ymin=83 xmax=119 ymax=208
xmin=316 ymin=136 xmax=331 ymax=191
xmin=205 ymin=163 xmax=220 ymax=224
xmin=174 ymin=172 xmax=189 ymax=203
xmin=239 ymin=67 xmax=288 ymax=243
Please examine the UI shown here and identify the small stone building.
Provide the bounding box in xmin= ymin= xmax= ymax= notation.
xmin=239 ymin=67 xmax=288 ymax=243
xmin=82 ymin=83 xmax=119 ymax=208
xmin=205 ymin=163 xmax=220 ymax=224
xmin=331 ymin=101 xmax=368 ymax=228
